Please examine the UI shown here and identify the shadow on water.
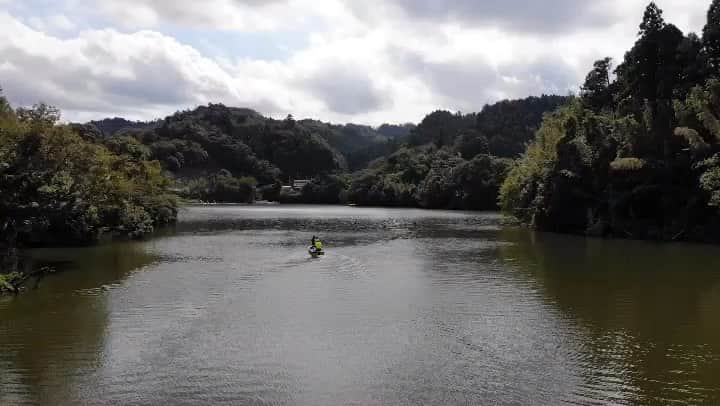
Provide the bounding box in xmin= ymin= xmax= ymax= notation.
xmin=499 ymin=228 xmax=720 ymax=405
xmin=0 ymin=242 xmax=158 ymax=405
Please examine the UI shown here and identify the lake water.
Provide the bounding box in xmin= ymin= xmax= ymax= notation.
xmin=1 ymin=205 xmax=720 ymax=405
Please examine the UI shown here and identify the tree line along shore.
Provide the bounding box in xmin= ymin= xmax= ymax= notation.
xmin=3 ymin=1 xmax=720 ymax=290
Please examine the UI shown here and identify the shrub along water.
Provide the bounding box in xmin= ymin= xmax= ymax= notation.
xmin=0 ymin=90 xmax=178 ymax=282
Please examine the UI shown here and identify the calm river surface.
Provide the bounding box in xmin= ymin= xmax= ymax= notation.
xmin=2 ymin=205 xmax=720 ymax=405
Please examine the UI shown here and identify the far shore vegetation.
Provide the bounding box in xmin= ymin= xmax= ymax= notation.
xmin=3 ymin=1 xmax=720 ymax=291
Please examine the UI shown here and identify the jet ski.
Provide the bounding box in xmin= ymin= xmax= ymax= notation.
xmin=308 ymin=245 xmax=325 ymax=258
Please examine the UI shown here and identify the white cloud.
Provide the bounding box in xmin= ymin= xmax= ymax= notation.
xmin=0 ymin=13 xmax=282 ymax=120
xmin=94 ymin=0 xmax=321 ymax=31
xmin=344 ymin=0 xmax=616 ymax=34
xmin=27 ymin=14 xmax=76 ymax=32
xmin=0 ymin=0 xmax=713 ymax=126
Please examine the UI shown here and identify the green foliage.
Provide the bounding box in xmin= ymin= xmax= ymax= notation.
xmin=347 ymin=147 xmax=432 ymax=207
xmin=679 ymin=80 xmax=720 ymax=212
xmin=0 ymin=87 xmax=12 ymax=117
xmin=0 ymin=272 xmax=24 ymax=293
xmin=185 ymin=170 xmax=257 ymax=203
xmin=90 ymin=117 xmax=160 ymax=136
xmin=610 ymin=157 xmax=646 ymax=172
xmin=674 ymin=127 xmax=709 ymax=153
xmin=300 ymin=174 xmax=350 ymax=204
xmin=639 ymin=2 xmax=664 ymax=36
xmin=409 ymin=110 xmax=472 ymax=147
xmin=91 ymin=104 xmax=351 ymax=191
xmin=700 ymin=162 xmax=720 ymax=206
xmin=675 ymin=34 xmax=707 ymax=97
xmin=454 ymin=130 xmax=489 ymax=159
xmin=477 ymin=95 xmax=569 ymax=157
xmin=499 ymin=102 xmax=580 ymax=221
xmin=341 ymin=95 xmax=566 ymax=210
xmin=703 ymin=0 xmax=720 ymax=77
xmin=581 ymin=58 xmax=613 ymax=111
xmin=376 ymin=123 xmax=415 ymax=138
xmin=302 ymin=121 xmax=407 ymax=171
xmin=455 ymin=155 xmax=512 ymax=210
xmin=501 ymin=2 xmax=720 ymax=242
xmin=348 ymin=142 xmax=511 ymax=210
xmin=106 ymin=135 xmax=152 ymax=161
xmin=0 ymin=94 xmax=177 ymax=247
xmin=150 ymin=104 xmax=342 ymax=183
xmin=118 ymin=203 xmax=155 ymax=239
xmin=77 ymin=94 xmax=563 ymax=206
xmin=16 ymin=103 xmax=61 ymax=130
xmin=615 ymin=3 xmax=694 ymax=109
xmin=418 ymin=153 xmax=464 ymax=209
xmin=680 ymin=79 xmax=720 ymax=139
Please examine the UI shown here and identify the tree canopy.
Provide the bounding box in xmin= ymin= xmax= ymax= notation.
xmin=0 ymin=92 xmax=177 ymax=250
xmin=500 ymin=1 xmax=720 ymax=242
xmin=345 ymin=94 xmax=563 ymax=210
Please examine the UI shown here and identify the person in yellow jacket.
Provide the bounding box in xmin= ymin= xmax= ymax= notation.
xmin=311 ymin=236 xmax=323 ymax=250
xmin=310 ymin=236 xmax=324 ymax=256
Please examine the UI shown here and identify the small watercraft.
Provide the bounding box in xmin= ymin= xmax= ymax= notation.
xmin=308 ymin=245 xmax=325 ymax=258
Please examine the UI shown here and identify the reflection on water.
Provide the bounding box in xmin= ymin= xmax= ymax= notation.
xmin=0 ymin=205 xmax=719 ymax=405
xmin=500 ymin=229 xmax=720 ymax=404
xmin=0 ymin=242 xmax=157 ymax=405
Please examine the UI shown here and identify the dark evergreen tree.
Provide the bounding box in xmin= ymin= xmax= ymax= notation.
xmin=675 ymin=33 xmax=707 ymax=97
xmin=703 ymin=0 xmax=720 ymax=77
xmin=616 ymin=2 xmax=667 ymax=105
xmin=655 ymin=24 xmax=685 ymax=99
xmin=581 ymin=57 xmax=613 ymax=111
xmin=639 ymin=2 xmax=665 ymax=36
xmin=476 ymin=95 xmax=569 ymax=157
xmin=454 ymin=130 xmax=489 ymax=159
xmin=408 ymin=110 xmax=469 ymax=147
xmin=501 ymin=1 xmax=720 ymax=243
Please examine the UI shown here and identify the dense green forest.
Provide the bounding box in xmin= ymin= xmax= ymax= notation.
xmin=75 ymin=95 xmax=563 ymax=207
xmin=347 ymin=96 xmax=567 ymax=209
xmin=500 ymin=0 xmax=720 ymax=242
xmin=0 ymin=91 xmax=178 ymax=288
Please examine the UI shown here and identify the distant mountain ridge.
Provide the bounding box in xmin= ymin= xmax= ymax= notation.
xmin=89 ymin=117 xmax=161 ymax=136
xmin=85 ymin=111 xmax=417 ymax=174
xmin=73 ymin=95 xmax=568 ymax=204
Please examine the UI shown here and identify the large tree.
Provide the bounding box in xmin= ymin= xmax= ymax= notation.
xmin=500 ymin=2 xmax=720 ymax=243
xmin=1 ymin=98 xmax=177 ymax=247
xmin=703 ymin=0 xmax=720 ymax=77
xmin=581 ymin=57 xmax=613 ymax=111
xmin=639 ymin=1 xmax=665 ymax=36
xmin=675 ymin=33 xmax=706 ymax=97
xmin=616 ymin=2 xmax=668 ymax=104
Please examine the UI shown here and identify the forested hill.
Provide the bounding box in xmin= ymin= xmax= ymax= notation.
xmin=71 ymin=95 xmax=565 ymax=205
xmin=297 ymin=121 xmax=414 ymax=171
xmin=80 ymin=106 xmax=418 ymax=179
xmin=477 ymin=95 xmax=569 ymax=157
xmin=86 ymin=109 xmax=416 ymax=178
xmin=500 ymin=0 xmax=720 ymax=242
xmin=90 ymin=117 xmax=160 ymax=136
xmin=344 ymin=94 xmax=568 ymax=209
xmin=405 ymin=95 xmax=568 ymax=157
xmin=69 ymin=105 xmax=409 ymax=203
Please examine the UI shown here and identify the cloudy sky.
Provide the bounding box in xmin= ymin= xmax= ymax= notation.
xmin=0 ymin=0 xmax=711 ymax=125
